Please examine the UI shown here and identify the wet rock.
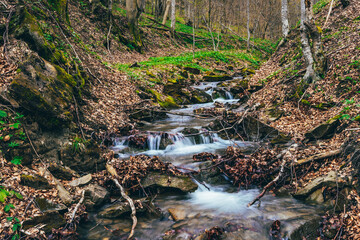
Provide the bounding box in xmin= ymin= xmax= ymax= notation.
xmin=20 ymin=174 xmax=51 ymax=189
xmin=141 ymin=172 xmax=198 ymax=193
xmin=98 ymin=198 xmax=161 ymax=218
xmin=307 ymin=188 xmax=324 ymax=204
xmin=84 ymin=184 xmax=110 ymax=210
xmin=203 ymin=74 xmax=232 ymax=82
xmin=35 ymin=197 xmax=67 ymax=213
xmin=69 ymin=174 xmax=92 ymax=187
xmin=290 ymin=216 xmax=322 ymax=240
xmin=293 ymin=171 xmax=349 ymax=199
xmin=305 ymin=116 xmax=341 ymax=140
xmin=159 ymin=133 xmax=174 ymax=149
xmin=193 ymin=152 xmax=218 ymax=162
xmin=263 ymin=108 xmax=285 ymax=122
xmin=163 ymin=84 xmax=211 ymax=105
xmin=168 ymin=208 xmax=186 ymax=221
xmin=198 ymin=161 xmax=228 ymax=185
xmin=48 ymin=163 xmax=79 ymax=180
xmin=22 ymin=211 xmax=66 ymax=234
xmin=184 ymin=67 xmax=200 ymax=74
xmin=127 ymin=134 xmax=148 ymax=149
xmin=129 ymin=108 xmax=167 ymax=122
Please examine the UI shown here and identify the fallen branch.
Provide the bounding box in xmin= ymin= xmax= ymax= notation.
xmin=323 ymin=0 xmax=335 ymax=28
xmin=247 ymin=156 xmax=287 ymax=207
xmin=69 ymin=190 xmax=85 ymax=225
xmin=106 ymin=164 xmax=137 ymax=240
xmin=295 ymin=149 xmax=341 ymax=166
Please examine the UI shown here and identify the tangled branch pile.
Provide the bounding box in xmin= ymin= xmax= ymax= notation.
xmin=107 ymin=155 xmax=182 ymax=189
xmin=214 ymin=146 xmax=281 ymax=188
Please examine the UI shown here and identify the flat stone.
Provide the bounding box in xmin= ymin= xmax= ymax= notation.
xmin=141 ymin=172 xmax=198 ymax=193
xmin=98 ymin=202 xmax=131 ymax=218
xmin=168 ymin=208 xmax=186 ymax=221
xmin=69 ymin=174 xmax=92 ymax=187
xmin=56 ymin=180 xmax=72 ymax=205
xmin=293 ymin=171 xmax=348 ymax=199
xmin=84 ymin=184 xmax=110 ymax=210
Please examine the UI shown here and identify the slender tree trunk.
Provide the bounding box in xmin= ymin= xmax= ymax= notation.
xmin=246 ymin=0 xmax=250 ymax=49
xmin=281 ymin=0 xmax=289 ymax=38
xmin=162 ymin=0 xmax=171 ymax=25
xmin=300 ymin=0 xmax=316 ymax=83
xmin=170 ymin=0 xmax=176 ymax=31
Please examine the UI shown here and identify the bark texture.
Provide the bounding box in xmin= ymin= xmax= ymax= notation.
xmin=281 ymin=0 xmax=289 ymax=37
xmin=126 ymin=0 xmax=145 ymax=51
xmin=170 ymin=0 xmax=176 ymax=31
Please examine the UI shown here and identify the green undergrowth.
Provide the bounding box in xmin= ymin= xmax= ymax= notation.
xmin=116 ymin=50 xmax=263 ymax=78
xmin=313 ymin=0 xmax=331 ymax=14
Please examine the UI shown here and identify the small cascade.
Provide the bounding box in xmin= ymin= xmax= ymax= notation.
xmin=147 ymin=133 xmax=162 ymax=150
xmin=225 ymin=91 xmax=234 ymax=100
xmin=199 ymin=134 xmax=213 ymax=144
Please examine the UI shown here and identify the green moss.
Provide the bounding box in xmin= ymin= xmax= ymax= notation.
xmin=54 ymin=65 xmax=77 ymax=87
xmin=148 ymin=89 xmax=179 ymax=109
xmin=326 ymin=114 xmax=342 ymax=123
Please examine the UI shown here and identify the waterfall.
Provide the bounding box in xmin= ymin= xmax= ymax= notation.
xmin=147 ymin=133 xmax=162 ymax=150
xmin=225 ymin=91 xmax=234 ymax=100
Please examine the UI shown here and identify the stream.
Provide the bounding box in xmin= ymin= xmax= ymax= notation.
xmin=79 ymin=80 xmax=321 ymax=240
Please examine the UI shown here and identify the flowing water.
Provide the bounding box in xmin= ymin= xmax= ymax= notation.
xmin=80 ymin=81 xmax=321 ymax=240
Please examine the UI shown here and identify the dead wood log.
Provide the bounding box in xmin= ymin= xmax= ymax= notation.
xmin=295 ymin=149 xmax=341 ymax=166
xmin=106 ymin=164 xmax=137 ymax=240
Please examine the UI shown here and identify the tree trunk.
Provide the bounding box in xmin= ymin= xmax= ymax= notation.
xmin=281 ymin=0 xmax=289 ymax=38
xmin=300 ymin=0 xmax=326 ymax=83
xmin=300 ymin=0 xmax=316 ymax=83
xmin=246 ymin=0 xmax=250 ymax=49
xmin=126 ymin=0 xmax=145 ymax=52
xmin=162 ymin=0 xmax=171 ymax=25
xmin=170 ymin=0 xmax=176 ymax=31
xmin=49 ymin=0 xmax=69 ymax=23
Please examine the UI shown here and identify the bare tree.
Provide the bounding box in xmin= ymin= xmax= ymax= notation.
xmin=281 ymin=0 xmax=289 ymax=38
xmin=246 ymin=0 xmax=250 ymax=49
xmin=170 ymin=0 xmax=176 ymax=31
xmin=162 ymin=0 xmax=171 ymax=24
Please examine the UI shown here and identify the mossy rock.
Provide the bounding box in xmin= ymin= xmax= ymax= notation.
xmin=305 ymin=116 xmax=341 ymax=140
xmin=203 ymin=75 xmax=232 ymax=82
xmin=141 ymin=172 xmax=198 ymax=193
xmin=20 ymin=174 xmax=51 ymax=189
xmin=22 ymin=211 xmax=66 ymax=234
xmin=148 ymin=89 xmax=179 ymax=109
xmin=11 ymin=7 xmax=69 ymax=65
xmin=8 ymin=54 xmax=74 ymax=130
xmin=290 ymin=216 xmax=322 ymax=240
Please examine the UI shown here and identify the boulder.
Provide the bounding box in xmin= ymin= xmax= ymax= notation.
xmin=56 ymin=180 xmax=72 ymax=205
xmin=84 ymin=184 xmax=110 ymax=210
xmin=141 ymin=172 xmax=198 ymax=193
xmin=129 ymin=108 xmax=167 ymax=122
xmin=168 ymin=208 xmax=186 ymax=221
xmin=184 ymin=67 xmax=201 ymax=74
xmin=305 ymin=116 xmax=341 ymax=140
xmin=290 ymin=216 xmax=322 ymax=240
xmin=293 ymin=171 xmax=348 ymax=199
xmin=22 ymin=211 xmax=66 ymax=234
xmin=20 ymin=174 xmax=51 ymax=189
xmin=69 ymin=174 xmax=92 ymax=187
